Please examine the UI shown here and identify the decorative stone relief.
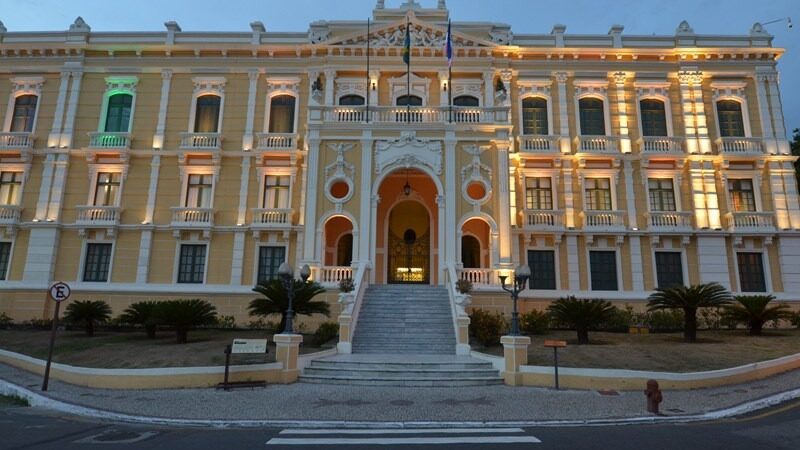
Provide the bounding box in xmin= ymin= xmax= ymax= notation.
xmin=192 ymin=77 xmax=226 ymax=94
xmin=308 ymin=22 xmax=330 ymax=44
xmin=324 ymin=143 xmax=355 ymax=206
xmin=104 ymin=76 xmax=138 ymax=94
xmin=517 ymin=78 xmax=552 ymax=98
xmin=461 ymin=144 xmax=493 ymax=206
xmin=9 ymin=76 xmax=45 ymax=96
xmin=489 ymin=27 xmax=513 ymax=45
xmin=335 ymin=78 xmax=368 ymax=101
xmin=677 ymin=70 xmax=703 ymax=86
xmin=375 ymin=131 xmax=442 ymax=175
xmin=266 ymin=77 xmax=300 ymax=96
xmin=336 ymin=23 xmax=482 ymax=48
xmin=388 ymin=73 xmax=429 ymax=104
xmin=710 ymin=80 xmax=747 ymax=102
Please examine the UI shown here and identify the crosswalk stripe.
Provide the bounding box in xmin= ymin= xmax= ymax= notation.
xmin=266 ymin=436 xmax=542 ymax=445
xmin=279 ymin=428 xmax=526 ymax=435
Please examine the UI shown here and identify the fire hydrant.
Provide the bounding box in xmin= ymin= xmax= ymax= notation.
xmin=644 ymin=379 xmax=663 ymax=415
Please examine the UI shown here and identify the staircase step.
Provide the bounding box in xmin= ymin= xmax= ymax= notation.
xmin=298 ymin=375 xmax=503 ymax=387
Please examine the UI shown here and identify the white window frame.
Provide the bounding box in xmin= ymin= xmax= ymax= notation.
xmin=173 ymin=240 xmax=210 ymax=284
xmin=519 ymin=168 xmax=559 ymax=211
xmin=733 ymin=241 xmax=772 ymax=293
xmin=634 ymin=81 xmax=675 ymax=138
xmin=179 ymin=165 xmax=218 ymax=209
xmin=644 ymin=169 xmax=683 ymax=212
xmin=710 ymin=81 xmax=752 ymax=138
xmin=580 ymin=169 xmax=619 ymax=211
xmin=450 ymin=78 xmax=484 ymax=108
xmin=187 ymin=77 xmax=226 ymax=134
xmin=586 ymin=244 xmax=622 ymax=292
xmin=517 ymin=78 xmax=554 ymax=136
xmin=524 ymin=241 xmax=561 ymax=291
xmin=256 ymin=166 xmax=295 ymax=210
xmin=97 ymin=76 xmax=138 ymax=133
xmin=0 ymin=239 xmax=15 ymax=281
xmin=0 ymin=164 xmax=29 ymax=206
xmin=573 ymin=79 xmax=612 ymax=136
xmin=251 ymin=240 xmax=289 ymax=285
xmin=3 ymin=77 xmax=44 ymax=133
xmin=722 ymin=171 xmax=763 ymax=212
xmin=86 ymin=164 xmax=126 ymax=207
xmin=388 ymin=73 xmax=429 ymax=106
xmin=264 ymin=77 xmax=300 ymax=134
xmin=334 ymin=77 xmax=367 ymax=105
xmin=77 ymin=238 xmax=116 ymax=284
xmin=650 ymin=241 xmax=689 ymax=290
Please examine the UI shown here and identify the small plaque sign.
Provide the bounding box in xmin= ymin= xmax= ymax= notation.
xmin=231 ymin=339 xmax=268 ymax=354
xmin=543 ymin=339 xmax=567 ymax=348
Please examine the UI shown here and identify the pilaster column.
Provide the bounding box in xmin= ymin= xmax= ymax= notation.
xmin=368 ymin=70 xmax=380 ymax=107
xmin=562 ymin=159 xmax=576 ymax=228
xmin=702 ymin=161 xmax=721 ymax=229
xmin=689 ymin=160 xmax=709 ymax=229
xmin=59 ymin=70 xmax=83 ymax=148
xmin=137 ymin=154 xmax=162 ymax=283
xmin=444 ymin=132 xmax=457 ymax=266
xmin=566 ymin=235 xmax=579 ymax=290
xmin=152 ymin=69 xmax=172 ymax=149
xmin=34 ymin=154 xmax=56 ymax=220
xmin=483 ymin=71 xmax=494 ymax=108
xmin=780 ymin=161 xmax=800 ymax=229
xmin=323 ymin=69 xmax=336 ymax=106
xmin=764 ymin=71 xmax=790 ymax=154
xmin=768 ymin=161 xmax=790 ymax=229
xmin=136 ymin=229 xmax=153 ymax=283
xmin=357 ymin=131 xmax=374 ymax=265
xmin=622 ymin=160 xmax=637 ymax=228
xmin=678 ymin=69 xmax=706 ymax=154
xmin=230 ymin=155 xmax=252 ymax=284
xmin=495 ymin=139 xmax=513 ymax=266
xmin=46 ymin=153 xmax=70 ymax=221
xmin=47 ymin=71 xmax=71 ymax=148
xmin=302 ymin=136 xmax=321 ymax=263
xmin=613 ymin=72 xmax=632 ymax=153
xmin=438 ymin=71 xmax=449 ymax=107
xmin=554 ymin=72 xmax=571 ymax=153
xmin=243 ymin=69 xmax=259 ymax=151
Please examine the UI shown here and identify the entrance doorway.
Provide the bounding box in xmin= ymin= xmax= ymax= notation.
xmin=387 ymin=200 xmax=430 ymax=284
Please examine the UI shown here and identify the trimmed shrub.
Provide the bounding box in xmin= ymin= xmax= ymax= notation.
xmin=216 ymin=315 xmax=237 ymax=329
xmin=312 ymin=322 xmax=339 ymax=346
xmin=548 ymin=297 xmax=617 ymax=344
xmin=647 ymin=283 xmax=733 ymax=343
xmin=118 ymin=301 xmax=162 ymax=338
xmin=646 ymin=310 xmax=685 ymax=333
xmin=468 ymin=309 xmax=508 ymax=347
xmin=599 ymin=305 xmax=635 ymax=333
xmin=724 ymin=295 xmax=793 ymax=335
xmin=455 ymin=279 xmax=473 ymax=295
xmin=157 ymin=299 xmax=217 ymax=344
xmin=338 ymin=278 xmax=355 ymax=293
xmin=519 ymin=310 xmax=549 ymax=335
xmin=250 ymin=279 xmax=328 ymax=332
xmin=63 ymin=300 xmax=112 ymax=337
xmin=0 ymin=312 xmax=12 ymax=329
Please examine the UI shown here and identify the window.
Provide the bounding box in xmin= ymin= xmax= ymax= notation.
xmin=395 ymin=95 xmax=423 ymax=106
xmin=0 ymin=242 xmax=10 ymax=280
xmin=177 ymin=244 xmax=206 ymax=284
xmin=453 ymin=95 xmax=479 ymax=107
xmin=185 ymin=174 xmax=213 ymax=208
xmin=0 ymin=172 xmax=22 ymax=205
xmin=640 ymin=99 xmax=668 ymax=137
xmin=527 ymin=250 xmax=556 ymax=290
xmin=257 ymin=246 xmax=285 ymax=284
xmin=737 ymin=252 xmax=766 ymax=292
xmin=263 ymin=175 xmax=290 ymax=209
xmin=717 ymin=100 xmax=745 ymax=137
xmin=194 ymin=95 xmax=221 ymax=133
xmin=93 ymin=172 xmax=121 ymax=206
xmin=268 ymin=95 xmax=296 ymax=133
xmin=337 ymin=234 xmax=353 ymax=267
xmin=648 ymin=178 xmax=676 ymax=212
xmin=82 ymin=243 xmax=112 ymax=282
xmin=579 ymin=98 xmax=605 ymax=135
xmin=589 ymin=251 xmax=618 ymax=291
xmin=339 ymin=95 xmax=365 ymax=106
xmin=10 ymin=95 xmax=37 ymax=132
xmin=461 ymin=235 xmax=481 ymax=268
xmin=525 ymin=177 xmax=553 ymax=210
xmin=728 ymin=179 xmax=756 ymax=212
xmin=585 ymin=178 xmax=612 ymax=211
xmin=521 ymin=97 xmax=548 ymax=135
xmin=104 ymin=93 xmax=133 ymax=133
xmin=655 ymin=252 xmax=683 ymax=288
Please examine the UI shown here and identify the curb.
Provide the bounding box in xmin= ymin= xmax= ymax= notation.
xmin=2 ymin=379 xmax=799 ymax=429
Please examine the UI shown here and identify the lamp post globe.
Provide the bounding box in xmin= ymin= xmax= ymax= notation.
xmin=278 ymin=262 xmax=296 ymax=334
xmin=299 ymin=264 xmax=311 ymax=282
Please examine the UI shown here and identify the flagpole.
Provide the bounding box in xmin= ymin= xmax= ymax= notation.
xmin=406 ymin=17 xmax=411 ymax=123
xmin=366 ymin=18 xmax=370 ymax=123
xmin=448 ymin=21 xmax=452 ymax=124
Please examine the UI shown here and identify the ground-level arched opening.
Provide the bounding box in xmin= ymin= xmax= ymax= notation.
xmin=460 ymin=218 xmax=491 ymax=269
xmin=323 ymin=215 xmax=354 ymax=268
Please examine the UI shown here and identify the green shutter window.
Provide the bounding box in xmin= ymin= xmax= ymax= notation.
xmin=579 ymin=98 xmax=605 ymax=135
xmin=194 ymin=95 xmax=221 ymax=133
xmin=104 ymin=93 xmax=133 ymax=132
xmin=640 ymin=99 xmax=668 ymax=137
xmin=522 ymin=97 xmax=548 ymax=135
xmin=590 ymin=251 xmax=618 ymax=291
xmin=717 ymin=100 xmax=745 ymax=137
xmin=10 ymin=95 xmax=38 ymax=133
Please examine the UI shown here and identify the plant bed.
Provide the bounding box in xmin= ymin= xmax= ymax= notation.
xmin=0 ymin=329 xmax=331 ymax=369
xmin=473 ymin=329 xmax=800 ymax=373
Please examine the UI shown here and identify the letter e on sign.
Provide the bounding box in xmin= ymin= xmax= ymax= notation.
xmin=48 ymin=282 xmax=71 ymax=303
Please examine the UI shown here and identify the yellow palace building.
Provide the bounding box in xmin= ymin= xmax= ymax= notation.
xmin=0 ymin=1 xmax=798 ymax=349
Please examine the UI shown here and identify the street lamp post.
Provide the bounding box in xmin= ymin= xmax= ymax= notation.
xmin=277 ymin=262 xmax=311 ymax=334
xmin=499 ymin=264 xmax=532 ymax=336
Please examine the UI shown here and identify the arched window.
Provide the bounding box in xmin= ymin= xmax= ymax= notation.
xmin=639 ymin=99 xmax=668 ymax=137
xmin=269 ymin=95 xmax=296 ymax=133
xmin=193 ymin=94 xmax=221 ymax=133
xmin=104 ymin=93 xmax=133 ymax=133
xmin=339 ymin=95 xmax=365 ymax=106
xmin=10 ymin=95 xmax=38 ymax=132
xmin=461 ymin=235 xmax=481 ymax=268
xmin=395 ymin=95 xmax=423 ymax=106
xmin=453 ymin=95 xmax=479 ymax=107
xmin=578 ymin=98 xmax=605 ymax=135
xmin=522 ymin=97 xmax=548 ymax=135
xmin=717 ymin=100 xmax=745 ymax=137
xmin=336 ymin=233 xmax=353 ymax=267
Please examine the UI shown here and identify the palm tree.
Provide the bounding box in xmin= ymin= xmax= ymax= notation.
xmin=249 ymin=279 xmax=328 ymax=332
xmin=156 ymin=299 xmax=217 ymax=344
xmin=63 ymin=300 xmax=112 ymax=337
xmin=647 ymin=283 xmax=732 ymax=343
xmin=547 ymin=296 xmax=617 ymax=344
xmin=724 ymin=295 xmax=792 ymax=336
xmin=119 ymin=301 xmax=162 ymax=339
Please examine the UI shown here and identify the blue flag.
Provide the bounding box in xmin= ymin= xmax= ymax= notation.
xmin=445 ymin=20 xmax=453 ymax=67
xmin=402 ymin=21 xmax=411 ymax=65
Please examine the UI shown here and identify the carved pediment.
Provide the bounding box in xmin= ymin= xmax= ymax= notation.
xmin=320 ymin=16 xmax=497 ymax=48
xmin=375 ymin=131 xmax=442 ymax=175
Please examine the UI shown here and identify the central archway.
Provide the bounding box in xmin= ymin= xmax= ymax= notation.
xmin=387 ymin=200 xmax=430 ymax=283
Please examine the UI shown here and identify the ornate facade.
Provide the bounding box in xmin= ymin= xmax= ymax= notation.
xmin=0 ymin=1 xmax=797 ymax=329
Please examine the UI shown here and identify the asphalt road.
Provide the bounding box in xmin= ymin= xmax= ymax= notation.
xmin=1 ymin=399 xmax=799 ymax=449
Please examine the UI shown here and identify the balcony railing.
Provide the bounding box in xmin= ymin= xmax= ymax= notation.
xmin=458 ymin=268 xmax=498 ymax=289
xmin=523 ymin=210 xmax=565 ymax=230
xmin=256 ymin=133 xmax=297 ymax=151
xmin=171 ymin=207 xmax=214 ymax=226
xmin=0 ymin=205 xmax=21 ymax=225
xmin=0 ymin=132 xmax=33 ymax=150
xmin=575 ymin=135 xmax=620 ymax=153
xmin=640 ymin=136 xmax=684 ymax=153
xmin=317 ymin=106 xmax=509 ymax=124
xmin=251 ymin=208 xmax=293 ymax=227
xmin=520 ymin=135 xmax=560 ymax=153
xmin=646 ymin=211 xmax=693 ymax=231
xmin=87 ymin=132 xmax=131 ymax=149
xmin=715 ymin=137 xmax=764 ymax=154
xmin=318 ymin=266 xmax=353 ymax=286
xmin=75 ymin=205 xmax=121 ymax=225
xmin=726 ymin=211 xmax=775 ymax=231
xmin=582 ymin=210 xmax=626 ymax=230
xmin=180 ymin=132 xmax=222 ymax=150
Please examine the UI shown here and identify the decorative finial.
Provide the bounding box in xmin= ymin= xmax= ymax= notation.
xmin=0 ymin=21 xmax=6 ymax=34
xmin=69 ymin=16 xmax=90 ymax=32
xmin=376 ymin=0 xmax=385 ymax=8
xmin=676 ymin=20 xmax=694 ymax=34
xmin=438 ymin=0 xmax=447 ymax=9
xmin=750 ymin=22 xmax=767 ymax=35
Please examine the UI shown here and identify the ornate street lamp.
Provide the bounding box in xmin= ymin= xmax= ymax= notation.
xmin=277 ymin=262 xmax=311 ymax=334
xmin=499 ymin=264 xmax=531 ymax=336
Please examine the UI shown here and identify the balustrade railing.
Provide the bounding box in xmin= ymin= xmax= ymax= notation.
xmin=575 ymin=135 xmax=620 ymax=153
xmin=171 ymin=207 xmax=214 ymax=225
xmin=256 ymin=133 xmax=296 ymax=150
xmin=180 ymin=132 xmax=221 ymax=150
xmin=646 ymin=211 xmax=693 ymax=230
xmin=317 ymin=106 xmax=509 ymax=124
xmin=87 ymin=132 xmax=131 ymax=149
xmin=251 ymin=208 xmax=292 ymax=226
xmin=726 ymin=211 xmax=775 ymax=230
xmin=76 ymin=205 xmax=121 ymax=224
xmin=582 ymin=210 xmax=626 ymax=229
xmin=640 ymin=136 xmax=683 ymax=153
xmin=459 ymin=268 xmax=496 ymax=289
xmin=716 ymin=137 xmax=764 ymax=154
xmin=0 ymin=132 xmax=33 ymax=149
xmin=318 ymin=266 xmax=353 ymax=285
xmin=520 ymin=135 xmax=560 ymax=152
xmin=524 ymin=210 xmax=564 ymax=229
xmin=0 ymin=205 xmax=21 ymax=224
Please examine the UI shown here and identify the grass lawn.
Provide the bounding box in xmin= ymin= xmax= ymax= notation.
xmin=474 ymin=329 xmax=800 ymax=372
xmin=0 ymin=328 xmax=333 ymax=369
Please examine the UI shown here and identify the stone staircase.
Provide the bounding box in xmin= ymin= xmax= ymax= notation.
xmin=298 ymin=284 xmax=503 ymax=386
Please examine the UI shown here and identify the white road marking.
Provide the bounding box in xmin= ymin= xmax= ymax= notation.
xmin=267 ymin=436 xmax=541 ymax=445
xmin=279 ymin=427 xmax=525 ymax=435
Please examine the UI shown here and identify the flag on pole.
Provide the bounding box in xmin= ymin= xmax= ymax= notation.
xmin=402 ymin=21 xmax=411 ymax=65
xmin=444 ymin=20 xmax=453 ymax=67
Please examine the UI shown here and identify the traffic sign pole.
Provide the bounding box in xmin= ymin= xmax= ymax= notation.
xmin=42 ymin=282 xmax=71 ymax=392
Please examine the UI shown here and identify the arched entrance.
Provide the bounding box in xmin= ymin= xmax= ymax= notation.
xmin=387 ymin=201 xmax=430 ymax=283
xmin=323 ymin=215 xmax=354 ymax=267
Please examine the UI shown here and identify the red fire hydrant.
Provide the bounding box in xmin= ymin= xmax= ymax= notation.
xmin=645 ymin=379 xmax=663 ymax=415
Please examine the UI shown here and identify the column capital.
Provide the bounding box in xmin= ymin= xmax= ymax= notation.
xmin=612 ymin=71 xmax=629 ymax=86
xmin=677 ymin=69 xmax=703 ymax=86
xmin=161 ymin=69 xmax=173 ymax=80
xmin=554 ymin=72 xmax=568 ymax=84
